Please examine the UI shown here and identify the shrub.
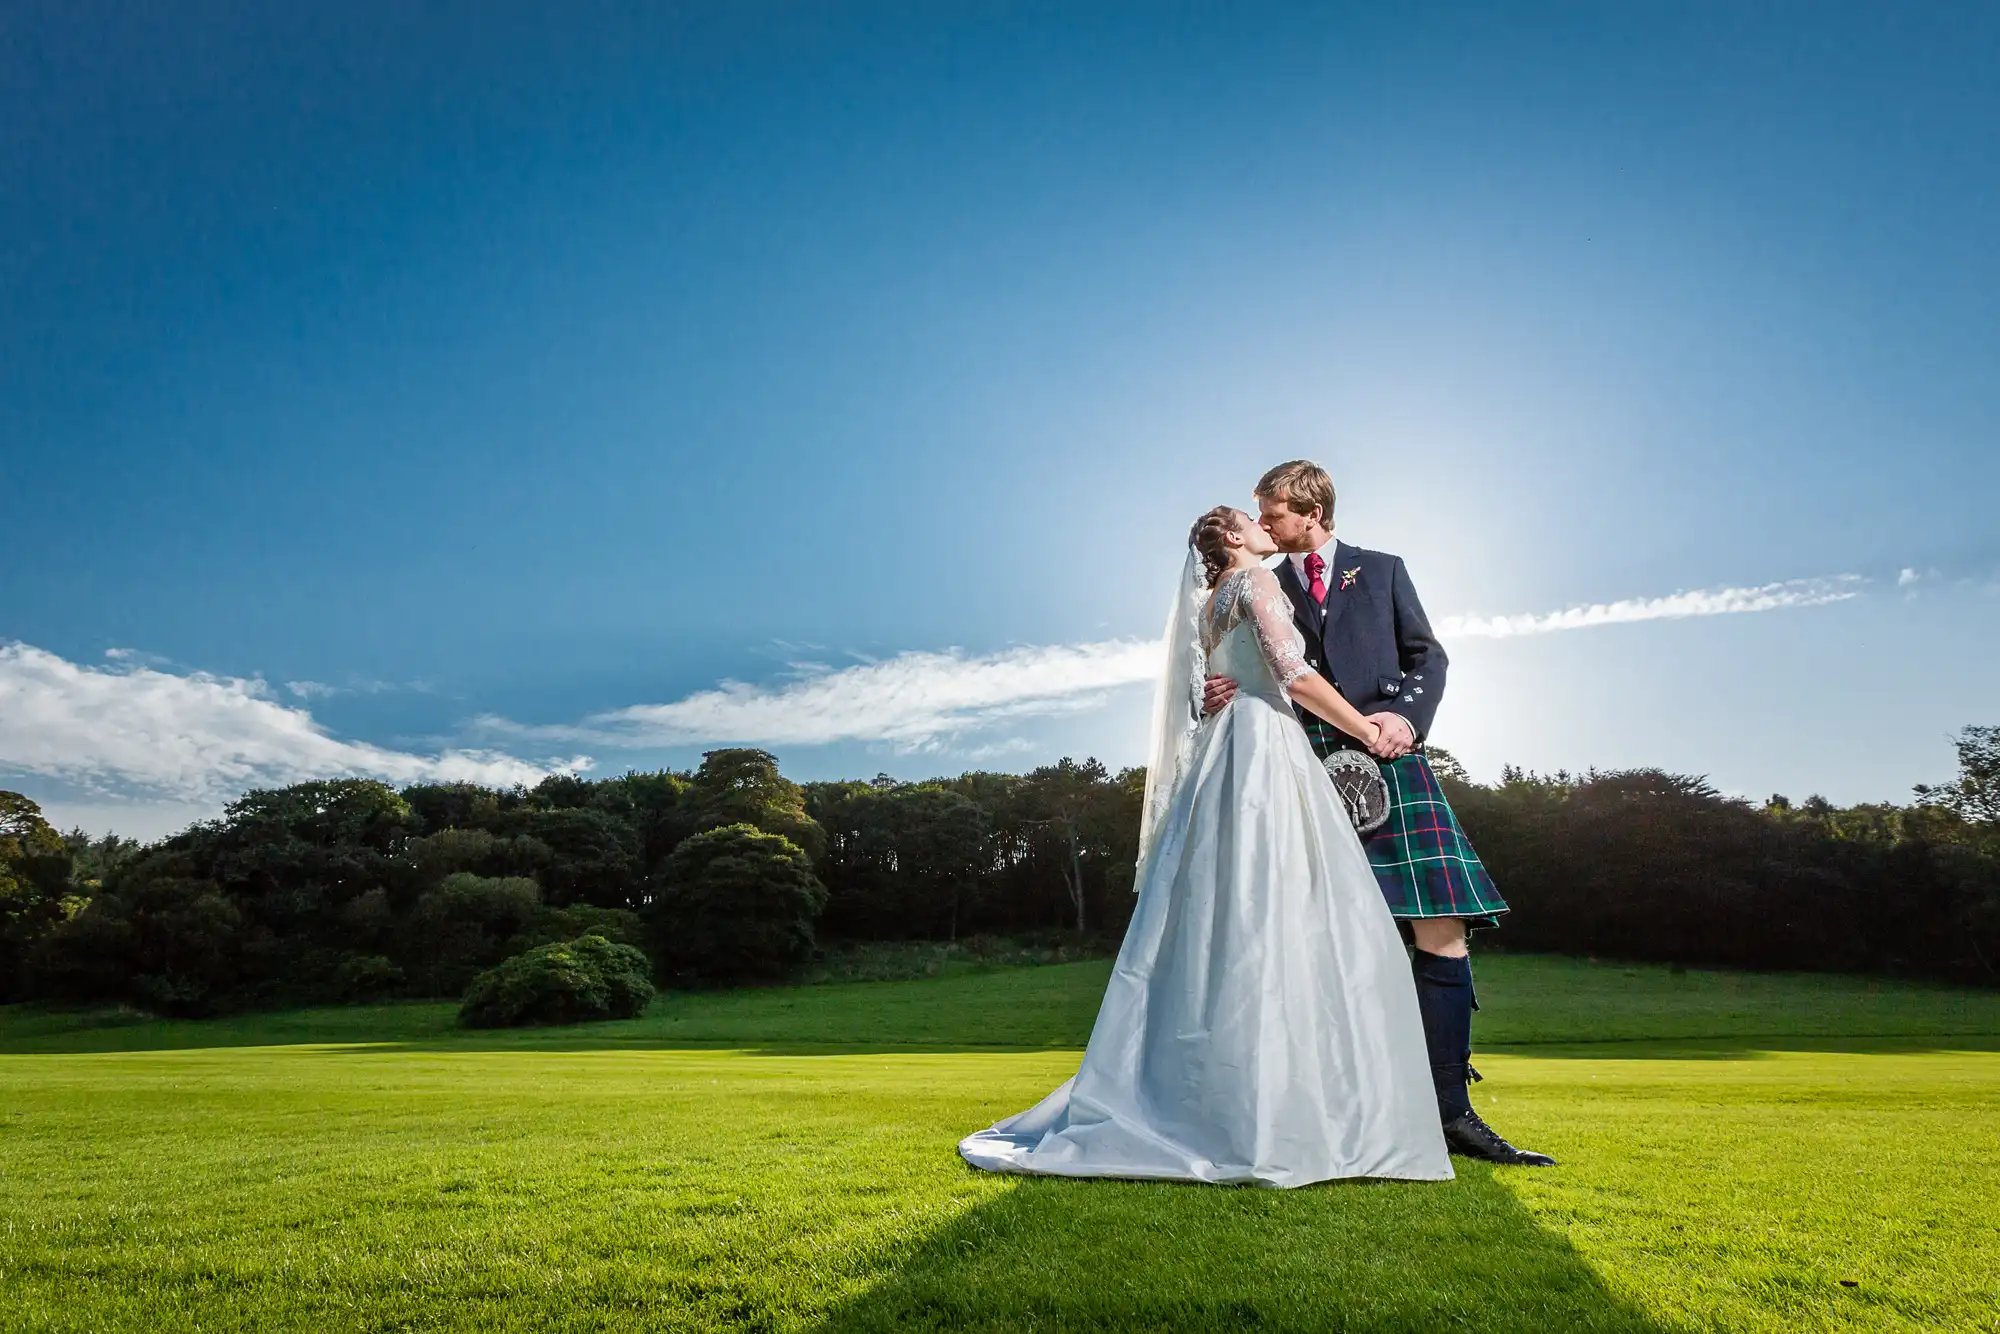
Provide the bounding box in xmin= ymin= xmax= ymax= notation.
xmin=650 ymin=823 xmax=828 ymax=985
xmin=335 ymin=953 xmax=405 ymax=1001
xmin=457 ymin=934 xmax=654 ymax=1029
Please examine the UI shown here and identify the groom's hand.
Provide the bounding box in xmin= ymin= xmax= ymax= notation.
xmin=1363 ymin=712 xmax=1415 ymax=760
xmin=1202 ymin=675 xmax=1238 ymax=716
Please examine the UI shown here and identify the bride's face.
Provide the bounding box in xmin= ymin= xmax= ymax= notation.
xmin=1233 ymin=510 xmax=1279 ymax=557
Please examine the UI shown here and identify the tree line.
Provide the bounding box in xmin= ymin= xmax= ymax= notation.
xmin=2 ymin=727 xmax=1995 ymax=1013
xmin=1444 ymin=732 xmax=1999 ymax=985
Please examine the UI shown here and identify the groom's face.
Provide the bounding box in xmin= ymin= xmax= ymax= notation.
xmin=1257 ymin=494 xmax=1322 ymax=553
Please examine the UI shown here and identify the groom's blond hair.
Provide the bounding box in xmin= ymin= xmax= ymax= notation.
xmin=1254 ymin=460 xmax=1335 ymax=522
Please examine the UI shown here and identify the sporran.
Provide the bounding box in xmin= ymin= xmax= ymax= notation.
xmin=1322 ymin=749 xmax=1391 ymax=834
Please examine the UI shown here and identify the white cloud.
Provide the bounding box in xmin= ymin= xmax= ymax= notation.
xmin=0 ymin=567 xmax=1879 ymax=806
xmin=1435 ymin=575 xmax=1863 ymax=640
xmin=285 ymin=676 xmax=434 ymax=700
xmin=481 ymin=572 xmax=1878 ymax=752
xmin=0 ymin=642 xmax=582 ymax=802
xmin=1893 ymin=566 xmax=1954 ymax=596
xmin=486 ymin=640 xmax=1162 ymax=751
xmin=102 ymin=647 xmax=177 ymax=667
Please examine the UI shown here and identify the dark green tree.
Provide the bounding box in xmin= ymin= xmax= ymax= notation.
xmin=407 ymin=827 xmax=552 ymax=884
xmin=599 ymin=769 xmax=695 ymax=871
xmin=402 ymin=781 xmax=519 ymax=834
xmin=62 ymin=827 xmax=142 ymax=894
xmin=1 ymin=792 xmax=73 ymax=1002
xmin=223 ymin=779 xmax=415 ymax=851
xmin=508 ymin=807 xmax=640 ymax=908
xmin=1425 ymin=746 xmax=1473 ymax=787
xmin=402 ymin=872 xmax=544 ymax=995
xmin=1917 ymin=726 xmax=2000 ymax=826
xmin=688 ymin=749 xmax=826 ymax=862
xmin=809 ymin=782 xmax=989 ymax=939
xmin=650 ymin=824 xmax=827 ymax=984
xmin=41 ymin=861 xmax=244 ymax=1015
xmin=1017 ymin=758 xmax=1117 ymax=935
xmin=527 ymin=773 xmax=598 ymax=810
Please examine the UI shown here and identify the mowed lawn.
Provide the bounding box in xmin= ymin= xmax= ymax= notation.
xmin=2 ymin=957 xmax=1998 ymax=1332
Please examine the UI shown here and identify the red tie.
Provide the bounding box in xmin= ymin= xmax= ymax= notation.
xmin=1303 ymin=552 xmax=1327 ymax=604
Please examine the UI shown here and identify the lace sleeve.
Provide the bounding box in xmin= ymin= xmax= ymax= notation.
xmin=1242 ymin=567 xmax=1314 ymax=689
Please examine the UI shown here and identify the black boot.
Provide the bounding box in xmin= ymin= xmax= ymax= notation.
xmin=1411 ymin=949 xmax=1555 ymax=1167
xmin=1442 ymin=1109 xmax=1557 ymax=1167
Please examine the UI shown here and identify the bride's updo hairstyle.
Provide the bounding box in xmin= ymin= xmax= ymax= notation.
xmin=1188 ymin=506 xmax=1241 ymax=587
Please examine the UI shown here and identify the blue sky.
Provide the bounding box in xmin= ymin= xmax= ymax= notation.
xmin=3 ymin=1 xmax=1997 ymax=837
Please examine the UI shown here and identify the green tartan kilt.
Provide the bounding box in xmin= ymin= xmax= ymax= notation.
xmin=1300 ymin=717 xmax=1510 ymax=929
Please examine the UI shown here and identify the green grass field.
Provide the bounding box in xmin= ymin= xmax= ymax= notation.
xmin=3 ymin=955 xmax=1998 ymax=1331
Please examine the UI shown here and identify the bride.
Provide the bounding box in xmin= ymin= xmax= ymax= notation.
xmin=959 ymin=506 xmax=1452 ymax=1186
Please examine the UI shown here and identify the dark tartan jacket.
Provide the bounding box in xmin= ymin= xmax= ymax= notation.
xmin=1272 ymin=542 xmax=1448 ymax=745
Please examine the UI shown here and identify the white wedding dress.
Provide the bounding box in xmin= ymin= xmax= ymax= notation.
xmin=959 ymin=562 xmax=1452 ymax=1187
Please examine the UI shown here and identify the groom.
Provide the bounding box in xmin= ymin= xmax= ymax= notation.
xmin=1204 ymin=460 xmax=1554 ymax=1167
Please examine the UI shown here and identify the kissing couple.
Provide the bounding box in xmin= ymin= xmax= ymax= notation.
xmin=961 ymin=460 xmax=1553 ymax=1186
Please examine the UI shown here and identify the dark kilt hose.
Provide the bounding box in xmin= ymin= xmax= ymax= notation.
xmin=1273 ymin=544 xmax=1509 ymax=930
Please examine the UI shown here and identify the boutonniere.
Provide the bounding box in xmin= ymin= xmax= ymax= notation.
xmin=1339 ymin=566 xmax=1361 ymax=591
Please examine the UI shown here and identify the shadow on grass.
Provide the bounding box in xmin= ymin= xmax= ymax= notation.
xmin=0 ymin=965 xmax=1115 ymax=1055
xmin=1486 ymin=1035 xmax=2000 ymax=1060
xmin=6 ymin=1002 xmax=1996 ymax=1061
xmin=810 ymin=1161 xmax=1672 ymax=1333
xmin=326 ymin=1035 xmax=2000 ymax=1060
xmin=0 ymin=1002 xmax=1088 ymax=1058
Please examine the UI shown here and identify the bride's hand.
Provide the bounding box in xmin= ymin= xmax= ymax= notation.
xmin=1356 ymin=719 xmax=1382 ymax=749
xmin=1201 ymin=675 xmax=1238 ymax=716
